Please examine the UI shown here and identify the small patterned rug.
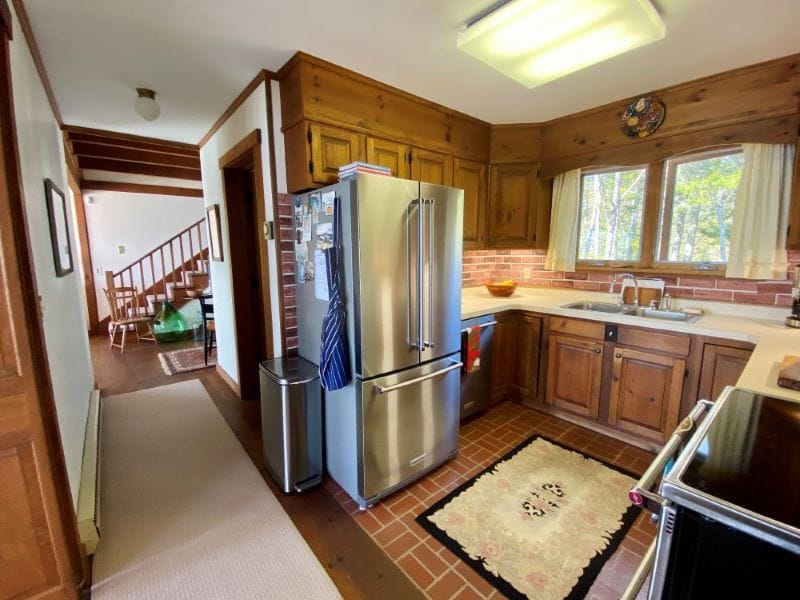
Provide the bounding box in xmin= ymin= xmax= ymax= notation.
xmin=416 ymin=436 xmax=639 ymax=600
xmin=158 ymin=347 xmax=216 ymax=375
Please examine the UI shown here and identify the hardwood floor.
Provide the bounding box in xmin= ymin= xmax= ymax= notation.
xmin=90 ymin=334 xmax=654 ymax=599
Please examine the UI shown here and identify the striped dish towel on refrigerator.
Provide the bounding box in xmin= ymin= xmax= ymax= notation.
xmin=319 ymin=196 xmax=351 ymax=391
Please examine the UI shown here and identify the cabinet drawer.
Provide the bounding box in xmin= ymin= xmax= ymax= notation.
xmin=617 ymin=327 xmax=690 ymax=357
xmin=549 ymin=316 xmax=605 ymax=341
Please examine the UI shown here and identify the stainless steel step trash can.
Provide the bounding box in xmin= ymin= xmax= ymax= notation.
xmin=259 ymin=357 xmax=323 ymax=493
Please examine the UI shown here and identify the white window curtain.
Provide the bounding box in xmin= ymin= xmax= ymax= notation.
xmin=726 ymin=143 xmax=795 ymax=280
xmin=545 ymin=168 xmax=581 ymax=272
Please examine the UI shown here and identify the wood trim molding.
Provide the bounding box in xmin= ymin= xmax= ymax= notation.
xmin=80 ymin=180 xmax=203 ymax=197
xmin=218 ymin=128 xmax=261 ymax=169
xmin=0 ymin=0 xmax=11 ymax=39
xmin=216 ymin=363 xmax=241 ymax=397
xmin=10 ymin=0 xmax=61 ymax=124
xmin=199 ymin=70 xmax=273 ymax=148
xmin=66 ymin=173 xmax=99 ymax=333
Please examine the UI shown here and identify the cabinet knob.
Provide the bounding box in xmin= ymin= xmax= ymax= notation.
xmin=615 ymin=353 xmax=622 ymax=358
xmin=594 ymin=348 xmax=601 ymax=354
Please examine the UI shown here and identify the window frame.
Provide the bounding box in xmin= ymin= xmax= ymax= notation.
xmin=575 ymin=145 xmax=742 ymax=275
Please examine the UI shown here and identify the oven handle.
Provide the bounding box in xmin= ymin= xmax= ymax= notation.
xmin=620 ymin=540 xmax=656 ymax=600
xmin=628 ymin=399 xmax=713 ymax=515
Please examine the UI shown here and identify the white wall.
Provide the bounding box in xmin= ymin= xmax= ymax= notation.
xmin=199 ymin=81 xmax=283 ymax=384
xmin=9 ymin=3 xmax=94 ymax=508
xmin=84 ymin=191 xmax=205 ymax=319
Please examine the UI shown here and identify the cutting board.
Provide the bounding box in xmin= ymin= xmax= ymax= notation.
xmin=777 ymin=355 xmax=800 ymax=391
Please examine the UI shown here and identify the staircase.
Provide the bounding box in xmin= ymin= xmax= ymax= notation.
xmin=104 ymin=219 xmax=210 ymax=318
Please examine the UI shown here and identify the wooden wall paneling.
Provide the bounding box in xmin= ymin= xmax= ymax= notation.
xmin=410 ymin=147 xmax=453 ymax=186
xmin=490 ymin=124 xmax=542 ymax=164
xmin=0 ymin=12 xmax=85 ymax=597
xmin=365 ymin=137 xmax=409 ymax=179
xmin=309 ymin=122 xmax=365 ymax=185
xmin=541 ymin=55 xmax=799 ymax=163
xmin=279 ymin=53 xmax=491 ymax=162
xmin=487 ymin=163 xmax=537 ymax=247
xmin=453 ymin=157 xmax=487 ymax=248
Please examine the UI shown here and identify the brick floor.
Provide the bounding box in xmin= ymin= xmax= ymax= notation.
xmin=325 ymin=400 xmax=657 ymax=600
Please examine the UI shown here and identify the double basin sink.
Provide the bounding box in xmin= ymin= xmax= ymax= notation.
xmin=561 ymin=301 xmax=701 ymax=324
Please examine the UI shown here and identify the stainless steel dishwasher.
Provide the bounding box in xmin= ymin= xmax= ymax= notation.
xmin=460 ymin=314 xmax=496 ymax=419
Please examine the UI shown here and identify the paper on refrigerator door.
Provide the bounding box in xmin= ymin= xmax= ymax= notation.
xmin=314 ymin=249 xmax=329 ymax=302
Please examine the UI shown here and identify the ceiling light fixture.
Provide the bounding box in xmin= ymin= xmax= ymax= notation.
xmin=134 ymin=88 xmax=161 ymax=121
xmin=457 ymin=0 xmax=665 ymax=89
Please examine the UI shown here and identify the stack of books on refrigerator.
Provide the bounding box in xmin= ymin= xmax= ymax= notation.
xmin=338 ymin=161 xmax=391 ymax=181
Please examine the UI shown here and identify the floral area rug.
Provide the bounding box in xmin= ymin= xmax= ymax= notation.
xmin=416 ymin=436 xmax=639 ymax=599
xmin=158 ymin=347 xmax=216 ymax=375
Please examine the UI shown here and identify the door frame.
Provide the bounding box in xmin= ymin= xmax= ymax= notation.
xmin=219 ymin=129 xmax=274 ymax=398
xmin=0 ymin=2 xmax=86 ymax=597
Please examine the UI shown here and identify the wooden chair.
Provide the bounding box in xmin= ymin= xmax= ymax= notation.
xmin=198 ymin=294 xmax=216 ymax=364
xmin=104 ymin=287 xmax=156 ymax=353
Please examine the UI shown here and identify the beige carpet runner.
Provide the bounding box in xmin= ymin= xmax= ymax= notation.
xmin=92 ymin=379 xmax=341 ymax=599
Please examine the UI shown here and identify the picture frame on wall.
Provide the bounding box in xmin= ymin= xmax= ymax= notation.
xmin=44 ymin=178 xmax=74 ymax=277
xmin=206 ymin=203 xmax=224 ymax=262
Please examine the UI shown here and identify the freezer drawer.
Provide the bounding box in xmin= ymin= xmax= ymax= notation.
xmin=358 ymin=355 xmax=461 ymax=504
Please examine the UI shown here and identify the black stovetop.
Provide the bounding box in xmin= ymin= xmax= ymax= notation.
xmin=679 ymin=388 xmax=800 ymax=528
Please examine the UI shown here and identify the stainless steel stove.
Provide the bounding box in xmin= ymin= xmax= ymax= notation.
xmin=624 ymin=386 xmax=800 ymax=599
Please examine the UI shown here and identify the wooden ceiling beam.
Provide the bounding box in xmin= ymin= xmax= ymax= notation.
xmin=77 ymin=157 xmax=202 ymax=181
xmin=66 ymin=132 xmax=200 ymax=157
xmin=81 ymin=180 xmax=203 ymax=198
xmin=62 ymin=124 xmax=198 ymax=153
xmin=71 ymin=141 xmax=200 ymax=169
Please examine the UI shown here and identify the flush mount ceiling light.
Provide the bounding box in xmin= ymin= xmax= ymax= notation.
xmin=134 ymin=88 xmax=161 ymax=121
xmin=457 ymin=0 xmax=665 ymax=89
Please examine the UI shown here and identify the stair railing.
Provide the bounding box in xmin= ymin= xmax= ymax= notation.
xmin=105 ymin=219 xmax=208 ymax=314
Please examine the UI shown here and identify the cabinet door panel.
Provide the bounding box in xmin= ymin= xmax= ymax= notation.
xmin=491 ymin=313 xmax=514 ymax=404
xmin=511 ymin=314 xmax=541 ymax=403
xmin=487 ymin=163 xmax=537 ymax=247
xmin=609 ymin=347 xmax=684 ymax=444
xmin=697 ymin=344 xmax=752 ymax=402
xmin=546 ymin=334 xmax=602 ymax=419
xmin=366 ymin=137 xmax=409 ymax=179
xmin=310 ymin=122 xmax=365 ymax=185
xmin=453 ymin=158 xmax=487 ymax=248
xmin=411 ymin=147 xmax=453 ymax=186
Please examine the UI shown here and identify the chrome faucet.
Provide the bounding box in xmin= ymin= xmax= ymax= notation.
xmin=611 ymin=273 xmax=637 ymax=305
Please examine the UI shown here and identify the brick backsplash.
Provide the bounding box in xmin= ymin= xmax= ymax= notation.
xmin=463 ymin=249 xmax=800 ymax=308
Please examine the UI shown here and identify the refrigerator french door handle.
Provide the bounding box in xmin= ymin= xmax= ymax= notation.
xmin=417 ymin=197 xmax=424 ymax=351
xmin=373 ymin=361 xmax=463 ymax=394
xmin=424 ymin=198 xmax=435 ymax=349
xmin=407 ymin=200 xmax=422 ymax=351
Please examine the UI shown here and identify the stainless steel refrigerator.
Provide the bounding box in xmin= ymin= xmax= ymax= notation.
xmin=293 ymin=173 xmax=463 ymax=508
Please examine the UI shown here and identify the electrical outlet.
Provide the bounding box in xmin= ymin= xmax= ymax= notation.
xmin=523 ymin=267 xmax=531 ymax=279
xmin=94 ymin=267 xmax=102 ymax=275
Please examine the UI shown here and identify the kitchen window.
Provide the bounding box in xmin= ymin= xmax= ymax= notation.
xmin=575 ymin=145 xmax=744 ymax=273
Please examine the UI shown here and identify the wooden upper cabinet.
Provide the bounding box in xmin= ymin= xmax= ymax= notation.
xmin=454 ymin=158 xmax=487 ymax=248
xmin=487 ymin=163 xmax=539 ymax=248
xmin=608 ymin=346 xmax=685 ymax=444
xmin=546 ymin=334 xmax=603 ymax=419
xmin=411 ymin=147 xmax=453 ymax=186
xmin=366 ymin=137 xmax=409 ymax=179
xmin=697 ymin=343 xmax=752 ymax=402
xmin=309 ymin=122 xmax=365 ymax=186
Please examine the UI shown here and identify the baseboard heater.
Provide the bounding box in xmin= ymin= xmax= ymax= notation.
xmin=76 ymin=389 xmax=101 ymax=555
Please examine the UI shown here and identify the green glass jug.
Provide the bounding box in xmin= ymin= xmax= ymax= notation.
xmin=153 ymin=300 xmax=188 ymax=343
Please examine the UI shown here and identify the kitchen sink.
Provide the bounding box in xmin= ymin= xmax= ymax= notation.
xmin=561 ymin=301 xmax=631 ymax=314
xmin=561 ymin=301 xmax=701 ymax=323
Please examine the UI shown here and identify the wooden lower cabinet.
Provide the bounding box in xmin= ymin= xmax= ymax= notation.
xmin=697 ymin=343 xmax=752 ymax=401
xmin=546 ymin=334 xmax=603 ymax=419
xmin=491 ymin=313 xmax=514 ymax=404
xmin=608 ymin=347 xmax=685 ymax=444
xmin=510 ymin=314 xmax=542 ymax=403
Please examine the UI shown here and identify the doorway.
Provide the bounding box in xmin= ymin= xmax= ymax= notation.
xmin=220 ymin=130 xmax=274 ymax=399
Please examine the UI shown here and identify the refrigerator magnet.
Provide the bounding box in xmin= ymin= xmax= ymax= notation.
xmin=309 ymin=193 xmax=321 ymax=210
xmin=322 ymin=191 xmax=335 ymax=216
xmin=314 ymin=249 xmax=329 ymax=302
xmin=312 ymin=207 xmax=319 ymax=224
xmin=296 ymin=260 xmax=305 ymax=283
xmin=302 ymin=213 xmax=312 ymax=242
xmin=316 ymin=222 xmax=333 ymax=250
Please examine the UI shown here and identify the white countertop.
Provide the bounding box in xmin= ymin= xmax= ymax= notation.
xmin=461 ymin=286 xmax=800 ymax=402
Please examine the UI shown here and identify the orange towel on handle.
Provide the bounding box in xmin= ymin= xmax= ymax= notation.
xmin=465 ymin=325 xmax=481 ymax=373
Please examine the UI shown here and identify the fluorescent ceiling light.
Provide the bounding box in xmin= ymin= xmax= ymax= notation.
xmin=458 ymin=0 xmax=665 ymax=89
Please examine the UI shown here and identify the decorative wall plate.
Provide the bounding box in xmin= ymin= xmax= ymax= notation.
xmin=620 ymin=95 xmax=666 ymax=138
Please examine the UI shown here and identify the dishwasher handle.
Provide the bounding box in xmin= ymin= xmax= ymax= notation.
xmin=461 ymin=320 xmax=497 ymax=334
xmin=628 ymin=399 xmax=713 ymax=515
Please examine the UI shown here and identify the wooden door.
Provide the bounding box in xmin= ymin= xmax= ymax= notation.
xmin=546 ymin=334 xmax=603 ymax=419
xmin=490 ymin=313 xmax=514 ymax=404
xmin=0 ymin=10 xmax=84 ymax=598
xmin=487 ymin=163 xmax=538 ymax=247
xmin=608 ymin=347 xmax=685 ymax=444
xmin=309 ymin=122 xmax=365 ymax=185
xmin=410 ymin=147 xmax=453 ymax=186
xmin=453 ymin=158 xmax=487 ymax=248
xmin=510 ymin=314 xmax=541 ymax=404
xmin=697 ymin=344 xmax=752 ymax=402
xmin=366 ymin=137 xmax=409 ymax=179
